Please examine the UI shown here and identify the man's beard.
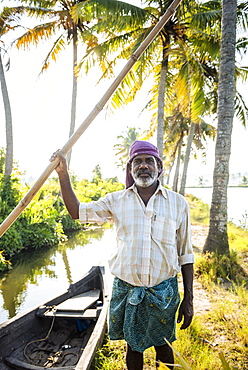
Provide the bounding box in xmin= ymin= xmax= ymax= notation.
xmin=131 ymin=166 xmax=159 ymax=188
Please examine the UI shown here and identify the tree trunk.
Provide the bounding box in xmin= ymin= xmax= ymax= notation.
xmin=203 ymin=0 xmax=237 ymax=254
xmin=172 ymin=134 xmax=183 ymax=192
xmin=166 ymin=158 xmax=175 ymax=185
xmin=67 ymin=29 xmax=78 ymax=169
xmin=0 ymin=50 xmax=13 ymax=180
xmin=179 ymin=122 xmax=196 ymax=196
xmin=157 ymin=43 xmax=169 ymax=185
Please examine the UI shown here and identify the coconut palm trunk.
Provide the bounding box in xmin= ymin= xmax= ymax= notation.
xmin=157 ymin=42 xmax=169 ymax=184
xmin=0 ymin=50 xmax=13 ymax=180
xmin=166 ymin=159 xmax=175 ymax=185
xmin=172 ymin=133 xmax=183 ymax=192
xmin=179 ymin=122 xmax=196 ymax=195
xmin=203 ymin=0 xmax=237 ymax=254
xmin=67 ymin=29 xmax=78 ymax=169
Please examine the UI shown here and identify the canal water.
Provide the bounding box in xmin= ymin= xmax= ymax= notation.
xmin=0 ymin=187 xmax=247 ymax=324
xmin=0 ymin=226 xmax=116 ymax=324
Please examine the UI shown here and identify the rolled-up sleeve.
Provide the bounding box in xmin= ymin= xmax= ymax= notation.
xmin=177 ymin=203 xmax=194 ymax=266
xmin=79 ymin=195 xmax=114 ymax=225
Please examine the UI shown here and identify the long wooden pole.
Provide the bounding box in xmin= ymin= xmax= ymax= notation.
xmin=0 ymin=0 xmax=182 ymax=237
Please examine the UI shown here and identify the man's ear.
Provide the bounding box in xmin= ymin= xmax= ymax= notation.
xmin=157 ymin=159 xmax=162 ymax=171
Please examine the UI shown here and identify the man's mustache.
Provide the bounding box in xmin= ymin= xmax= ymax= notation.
xmin=137 ymin=169 xmax=152 ymax=177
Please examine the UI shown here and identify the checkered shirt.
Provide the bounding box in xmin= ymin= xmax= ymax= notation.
xmin=79 ymin=182 xmax=194 ymax=287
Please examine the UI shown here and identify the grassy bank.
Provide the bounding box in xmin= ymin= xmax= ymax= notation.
xmin=91 ymin=195 xmax=248 ymax=370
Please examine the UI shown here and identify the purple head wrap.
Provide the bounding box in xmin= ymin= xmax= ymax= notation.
xmin=125 ymin=140 xmax=163 ymax=188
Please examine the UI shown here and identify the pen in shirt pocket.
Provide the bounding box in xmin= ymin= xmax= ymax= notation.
xmin=154 ymin=213 xmax=156 ymax=221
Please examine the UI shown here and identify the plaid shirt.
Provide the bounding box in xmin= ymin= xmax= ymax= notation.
xmin=79 ymin=182 xmax=194 ymax=287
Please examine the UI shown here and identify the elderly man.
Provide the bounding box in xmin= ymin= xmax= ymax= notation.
xmin=52 ymin=140 xmax=194 ymax=370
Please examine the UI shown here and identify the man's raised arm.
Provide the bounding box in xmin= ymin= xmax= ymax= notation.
xmin=50 ymin=151 xmax=80 ymax=219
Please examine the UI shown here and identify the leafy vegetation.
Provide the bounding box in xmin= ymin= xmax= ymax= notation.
xmin=0 ymin=162 xmax=124 ymax=271
xmin=186 ymin=193 xmax=210 ymax=225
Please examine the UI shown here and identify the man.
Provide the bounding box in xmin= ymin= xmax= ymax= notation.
xmin=51 ymin=140 xmax=194 ymax=370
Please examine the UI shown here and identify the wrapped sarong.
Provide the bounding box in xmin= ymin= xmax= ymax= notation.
xmin=109 ymin=276 xmax=180 ymax=352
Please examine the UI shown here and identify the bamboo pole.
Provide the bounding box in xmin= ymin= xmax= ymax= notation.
xmin=0 ymin=0 xmax=182 ymax=237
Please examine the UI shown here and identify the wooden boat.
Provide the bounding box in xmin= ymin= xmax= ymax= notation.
xmin=0 ymin=266 xmax=109 ymax=370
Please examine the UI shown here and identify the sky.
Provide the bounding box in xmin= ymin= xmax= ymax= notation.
xmin=1 ymin=4 xmax=248 ymax=187
xmin=0 ymin=37 xmax=155 ymax=184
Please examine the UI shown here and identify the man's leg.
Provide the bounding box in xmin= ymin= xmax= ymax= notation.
xmin=154 ymin=343 xmax=174 ymax=369
xmin=126 ymin=343 xmax=143 ymax=370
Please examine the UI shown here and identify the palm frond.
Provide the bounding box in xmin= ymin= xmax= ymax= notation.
xmin=40 ymin=33 xmax=66 ymax=72
xmin=72 ymin=0 xmax=147 ymax=26
xmin=235 ymin=91 xmax=248 ymax=127
xmin=235 ymin=64 xmax=248 ymax=82
xmin=236 ymin=36 xmax=248 ymax=57
xmin=14 ymin=21 xmax=59 ymax=49
xmin=188 ymin=28 xmax=220 ymax=60
xmin=237 ymin=0 xmax=248 ymax=34
xmin=190 ymin=0 xmax=222 ymax=30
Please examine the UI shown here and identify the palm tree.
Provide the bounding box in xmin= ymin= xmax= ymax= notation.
xmin=13 ymin=0 xmax=147 ymax=168
xmin=179 ymin=121 xmax=217 ymax=195
xmin=77 ymin=0 xmax=248 ymax=188
xmin=114 ymin=126 xmax=140 ymax=171
xmin=203 ymin=0 xmax=238 ymax=254
xmin=160 ymin=39 xmax=217 ymax=192
xmin=0 ymin=47 xmax=12 ymax=180
xmin=158 ymin=109 xmax=188 ymax=190
xmin=11 ymin=0 xmax=98 ymax=168
xmin=158 ymin=104 xmax=216 ymax=191
xmin=0 ymin=6 xmax=28 ymax=180
xmin=178 ymin=122 xmax=196 ymax=195
xmin=75 ymin=0 xmax=201 ymax=158
xmin=143 ymin=0 xmax=247 ymax=193
xmin=172 ymin=133 xmax=183 ymax=192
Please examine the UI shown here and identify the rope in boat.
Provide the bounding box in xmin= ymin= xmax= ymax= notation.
xmin=23 ymin=306 xmax=79 ymax=367
xmin=24 ymin=306 xmax=57 ymax=365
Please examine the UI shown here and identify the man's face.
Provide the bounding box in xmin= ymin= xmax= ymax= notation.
xmin=130 ymin=154 xmax=159 ymax=188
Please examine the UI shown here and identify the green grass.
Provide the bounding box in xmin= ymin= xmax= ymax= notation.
xmin=90 ymin=196 xmax=248 ymax=370
xmin=186 ymin=194 xmax=210 ymax=225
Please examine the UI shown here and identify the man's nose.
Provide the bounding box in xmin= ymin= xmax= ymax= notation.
xmin=139 ymin=161 xmax=148 ymax=168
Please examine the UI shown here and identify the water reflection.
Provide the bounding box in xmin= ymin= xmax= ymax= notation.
xmin=0 ymin=246 xmax=58 ymax=319
xmin=61 ymin=250 xmax=72 ymax=285
xmin=57 ymin=227 xmax=106 ymax=285
xmin=0 ymin=225 xmax=115 ymax=324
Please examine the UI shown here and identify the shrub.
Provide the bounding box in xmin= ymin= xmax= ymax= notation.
xmin=0 ymin=173 xmax=125 ymax=269
xmin=186 ymin=194 xmax=210 ymax=225
xmin=21 ymin=221 xmax=63 ymax=249
xmin=195 ymin=251 xmax=248 ymax=287
xmin=0 ymin=250 xmax=11 ymax=271
xmin=0 ymin=225 xmax=24 ymax=257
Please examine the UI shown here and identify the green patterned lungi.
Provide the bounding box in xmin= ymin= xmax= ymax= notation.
xmin=109 ymin=276 xmax=180 ymax=352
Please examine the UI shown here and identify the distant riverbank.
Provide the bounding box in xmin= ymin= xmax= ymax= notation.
xmin=186 ymin=186 xmax=248 ymax=188
xmin=186 ymin=186 xmax=248 ymax=228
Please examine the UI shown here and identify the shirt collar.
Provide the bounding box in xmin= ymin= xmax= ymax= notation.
xmin=127 ymin=180 xmax=168 ymax=199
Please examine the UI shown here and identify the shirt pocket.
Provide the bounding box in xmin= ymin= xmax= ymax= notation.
xmin=152 ymin=216 xmax=177 ymax=246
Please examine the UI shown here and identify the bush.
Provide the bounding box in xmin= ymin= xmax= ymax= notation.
xmin=186 ymin=194 xmax=210 ymax=225
xmin=195 ymin=251 xmax=248 ymax=286
xmin=0 ymin=173 xmax=125 ymax=269
xmin=0 ymin=224 xmax=25 ymax=257
xmin=60 ymin=214 xmax=81 ymax=232
xmin=21 ymin=221 xmax=63 ymax=249
xmin=0 ymin=250 xmax=11 ymax=271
